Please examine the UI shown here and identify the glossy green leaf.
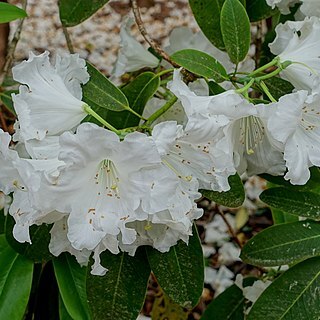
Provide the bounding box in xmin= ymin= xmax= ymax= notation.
xmin=271 ymin=208 xmax=298 ymax=225
xmin=59 ymin=294 xmax=74 ymax=320
xmin=5 ymin=215 xmax=53 ymax=263
xmin=261 ymin=167 xmax=320 ymax=193
xmin=201 ymin=277 xmax=256 ymax=320
xmin=220 ymin=0 xmax=251 ymax=63
xmin=0 ymin=210 xmax=4 ymax=234
xmin=0 ymin=234 xmax=33 ymax=319
xmin=188 ymin=0 xmax=225 ymax=50
xmin=59 ymin=0 xmax=109 ymax=27
xmin=83 ymin=63 xmax=129 ymax=112
xmin=260 ymin=188 xmax=320 ymax=220
xmin=0 ymin=91 xmax=17 ymax=116
xmin=241 ymin=220 xmax=320 ymax=267
xmin=0 ymin=2 xmax=27 ymax=23
xmin=97 ymin=71 xmax=160 ymax=129
xmin=248 ymin=257 xmax=320 ymax=320
xmin=246 ymin=0 xmax=278 ymax=22
xmin=53 ymin=253 xmax=91 ymax=320
xmin=171 ymin=49 xmax=228 ymax=82
xmin=84 ymin=71 xmax=159 ymax=130
xmin=146 ymin=225 xmax=204 ymax=309
xmin=200 ymin=174 xmax=245 ymax=208
xmin=208 ymin=81 xmax=226 ymax=95
xmin=262 ymin=77 xmax=294 ymax=101
xmin=201 ymin=284 xmax=244 ymax=320
xmin=87 ymin=248 xmax=150 ymax=319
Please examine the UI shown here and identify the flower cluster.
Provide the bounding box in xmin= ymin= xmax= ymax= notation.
xmin=2 ymin=13 xmax=320 ymax=276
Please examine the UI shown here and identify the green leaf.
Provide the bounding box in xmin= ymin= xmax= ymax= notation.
xmin=84 ymin=71 xmax=159 ymax=130
xmin=262 ymin=77 xmax=294 ymax=101
xmin=0 ymin=2 xmax=27 ymax=23
xmin=101 ymin=72 xmax=160 ymax=129
xmin=189 ymin=0 xmax=225 ymax=50
xmin=59 ymin=294 xmax=74 ymax=320
xmin=82 ymin=63 xmax=129 ymax=112
xmin=241 ymin=220 xmax=320 ymax=267
xmin=246 ymin=0 xmax=278 ymax=22
xmin=53 ymin=253 xmax=91 ymax=320
xmin=260 ymin=188 xmax=320 ymax=220
xmin=200 ymin=173 xmax=245 ymax=208
xmin=261 ymin=167 xmax=320 ymax=193
xmin=201 ymin=277 xmax=256 ymax=320
xmin=220 ymin=0 xmax=251 ymax=63
xmin=59 ymin=0 xmax=109 ymax=27
xmin=247 ymin=257 xmax=320 ymax=320
xmin=87 ymin=248 xmax=150 ymax=320
xmin=271 ymin=208 xmax=298 ymax=225
xmin=208 ymin=81 xmax=226 ymax=95
xmin=0 ymin=235 xmax=33 ymax=319
xmin=0 ymin=91 xmax=17 ymax=116
xmin=0 ymin=210 xmax=4 ymax=234
xmin=146 ymin=225 xmax=204 ymax=309
xmin=171 ymin=49 xmax=228 ymax=82
xmin=201 ymin=284 xmax=244 ymax=320
xmin=5 ymin=215 xmax=53 ymax=263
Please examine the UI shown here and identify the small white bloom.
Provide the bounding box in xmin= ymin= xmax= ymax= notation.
xmin=264 ymin=90 xmax=320 ymax=184
xmin=205 ymin=214 xmax=235 ymax=245
xmin=266 ymin=0 xmax=299 ymax=14
xmin=218 ymin=242 xmax=241 ymax=264
xmin=112 ymin=17 xmax=159 ymax=77
xmin=12 ymin=51 xmax=89 ymax=141
xmin=270 ymin=17 xmax=320 ymax=91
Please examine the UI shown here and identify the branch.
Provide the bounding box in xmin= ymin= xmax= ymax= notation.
xmin=62 ymin=26 xmax=74 ymax=54
xmin=0 ymin=0 xmax=28 ymax=86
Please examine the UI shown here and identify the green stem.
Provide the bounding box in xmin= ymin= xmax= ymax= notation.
xmin=156 ymin=68 xmax=174 ymax=78
xmin=125 ymin=106 xmax=147 ymax=120
xmin=259 ymin=81 xmax=277 ymax=102
xmin=144 ymin=95 xmax=178 ymax=126
xmin=83 ymin=104 xmax=121 ymax=135
xmin=255 ymin=67 xmax=282 ymax=82
xmin=248 ymin=57 xmax=279 ymax=77
xmin=235 ymin=78 xmax=255 ymax=94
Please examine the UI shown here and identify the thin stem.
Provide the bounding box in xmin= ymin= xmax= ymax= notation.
xmin=130 ymin=0 xmax=179 ymax=68
xmin=248 ymin=57 xmax=279 ymax=77
xmin=260 ymin=81 xmax=277 ymax=102
xmin=125 ymin=106 xmax=147 ymax=120
xmin=156 ymin=68 xmax=174 ymax=78
xmin=217 ymin=209 xmax=243 ymax=249
xmin=83 ymin=104 xmax=120 ymax=134
xmin=62 ymin=26 xmax=74 ymax=54
xmin=144 ymin=95 xmax=178 ymax=126
xmin=235 ymin=78 xmax=254 ymax=94
xmin=255 ymin=67 xmax=282 ymax=82
xmin=0 ymin=0 xmax=28 ymax=86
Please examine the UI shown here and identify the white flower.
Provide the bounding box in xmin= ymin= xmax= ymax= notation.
xmin=269 ymin=17 xmax=320 ymax=91
xmin=300 ymin=0 xmax=320 ymax=17
xmin=112 ymin=17 xmax=159 ymax=77
xmin=168 ymin=70 xmax=285 ymax=177
xmin=36 ymin=123 xmax=162 ymax=253
xmin=0 ymin=192 xmax=11 ymax=215
xmin=266 ymin=0 xmax=299 ymax=14
xmin=263 ymin=90 xmax=320 ymax=184
xmin=12 ymin=51 xmax=89 ymax=141
xmin=218 ymin=242 xmax=241 ymax=264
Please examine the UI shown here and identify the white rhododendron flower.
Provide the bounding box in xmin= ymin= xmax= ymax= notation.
xmin=300 ymin=0 xmax=320 ymax=17
xmin=266 ymin=0 xmax=299 ymax=14
xmin=204 ymin=265 xmax=234 ymax=296
xmin=270 ymin=17 xmax=320 ymax=91
xmin=112 ymin=17 xmax=159 ymax=77
xmin=12 ymin=51 xmax=89 ymax=141
xmin=36 ymin=123 xmax=161 ymax=252
xmin=263 ymin=90 xmax=320 ymax=184
xmin=168 ymin=70 xmax=285 ymax=177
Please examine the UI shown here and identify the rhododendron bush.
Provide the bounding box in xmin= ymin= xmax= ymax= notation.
xmin=1 ymin=0 xmax=320 ymax=319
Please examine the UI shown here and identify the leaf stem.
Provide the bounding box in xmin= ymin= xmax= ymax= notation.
xmin=259 ymin=81 xmax=277 ymax=102
xmin=235 ymin=78 xmax=254 ymax=94
xmin=83 ymin=104 xmax=121 ymax=135
xmin=144 ymin=95 xmax=178 ymax=126
xmin=248 ymin=57 xmax=279 ymax=77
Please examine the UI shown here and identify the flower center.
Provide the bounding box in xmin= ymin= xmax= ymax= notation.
xmin=239 ymin=116 xmax=265 ymax=155
xmin=301 ymin=105 xmax=319 ymax=131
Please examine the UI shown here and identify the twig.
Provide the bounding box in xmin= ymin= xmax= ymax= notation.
xmin=217 ymin=208 xmax=243 ymax=249
xmin=62 ymin=26 xmax=74 ymax=54
xmin=0 ymin=107 xmax=8 ymax=131
xmin=0 ymin=0 xmax=28 ymax=86
xmin=130 ymin=0 xmax=179 ymax=68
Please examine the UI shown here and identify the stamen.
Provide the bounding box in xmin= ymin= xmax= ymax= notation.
xmin=162 ymin=159 xmax=193 ymax=182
